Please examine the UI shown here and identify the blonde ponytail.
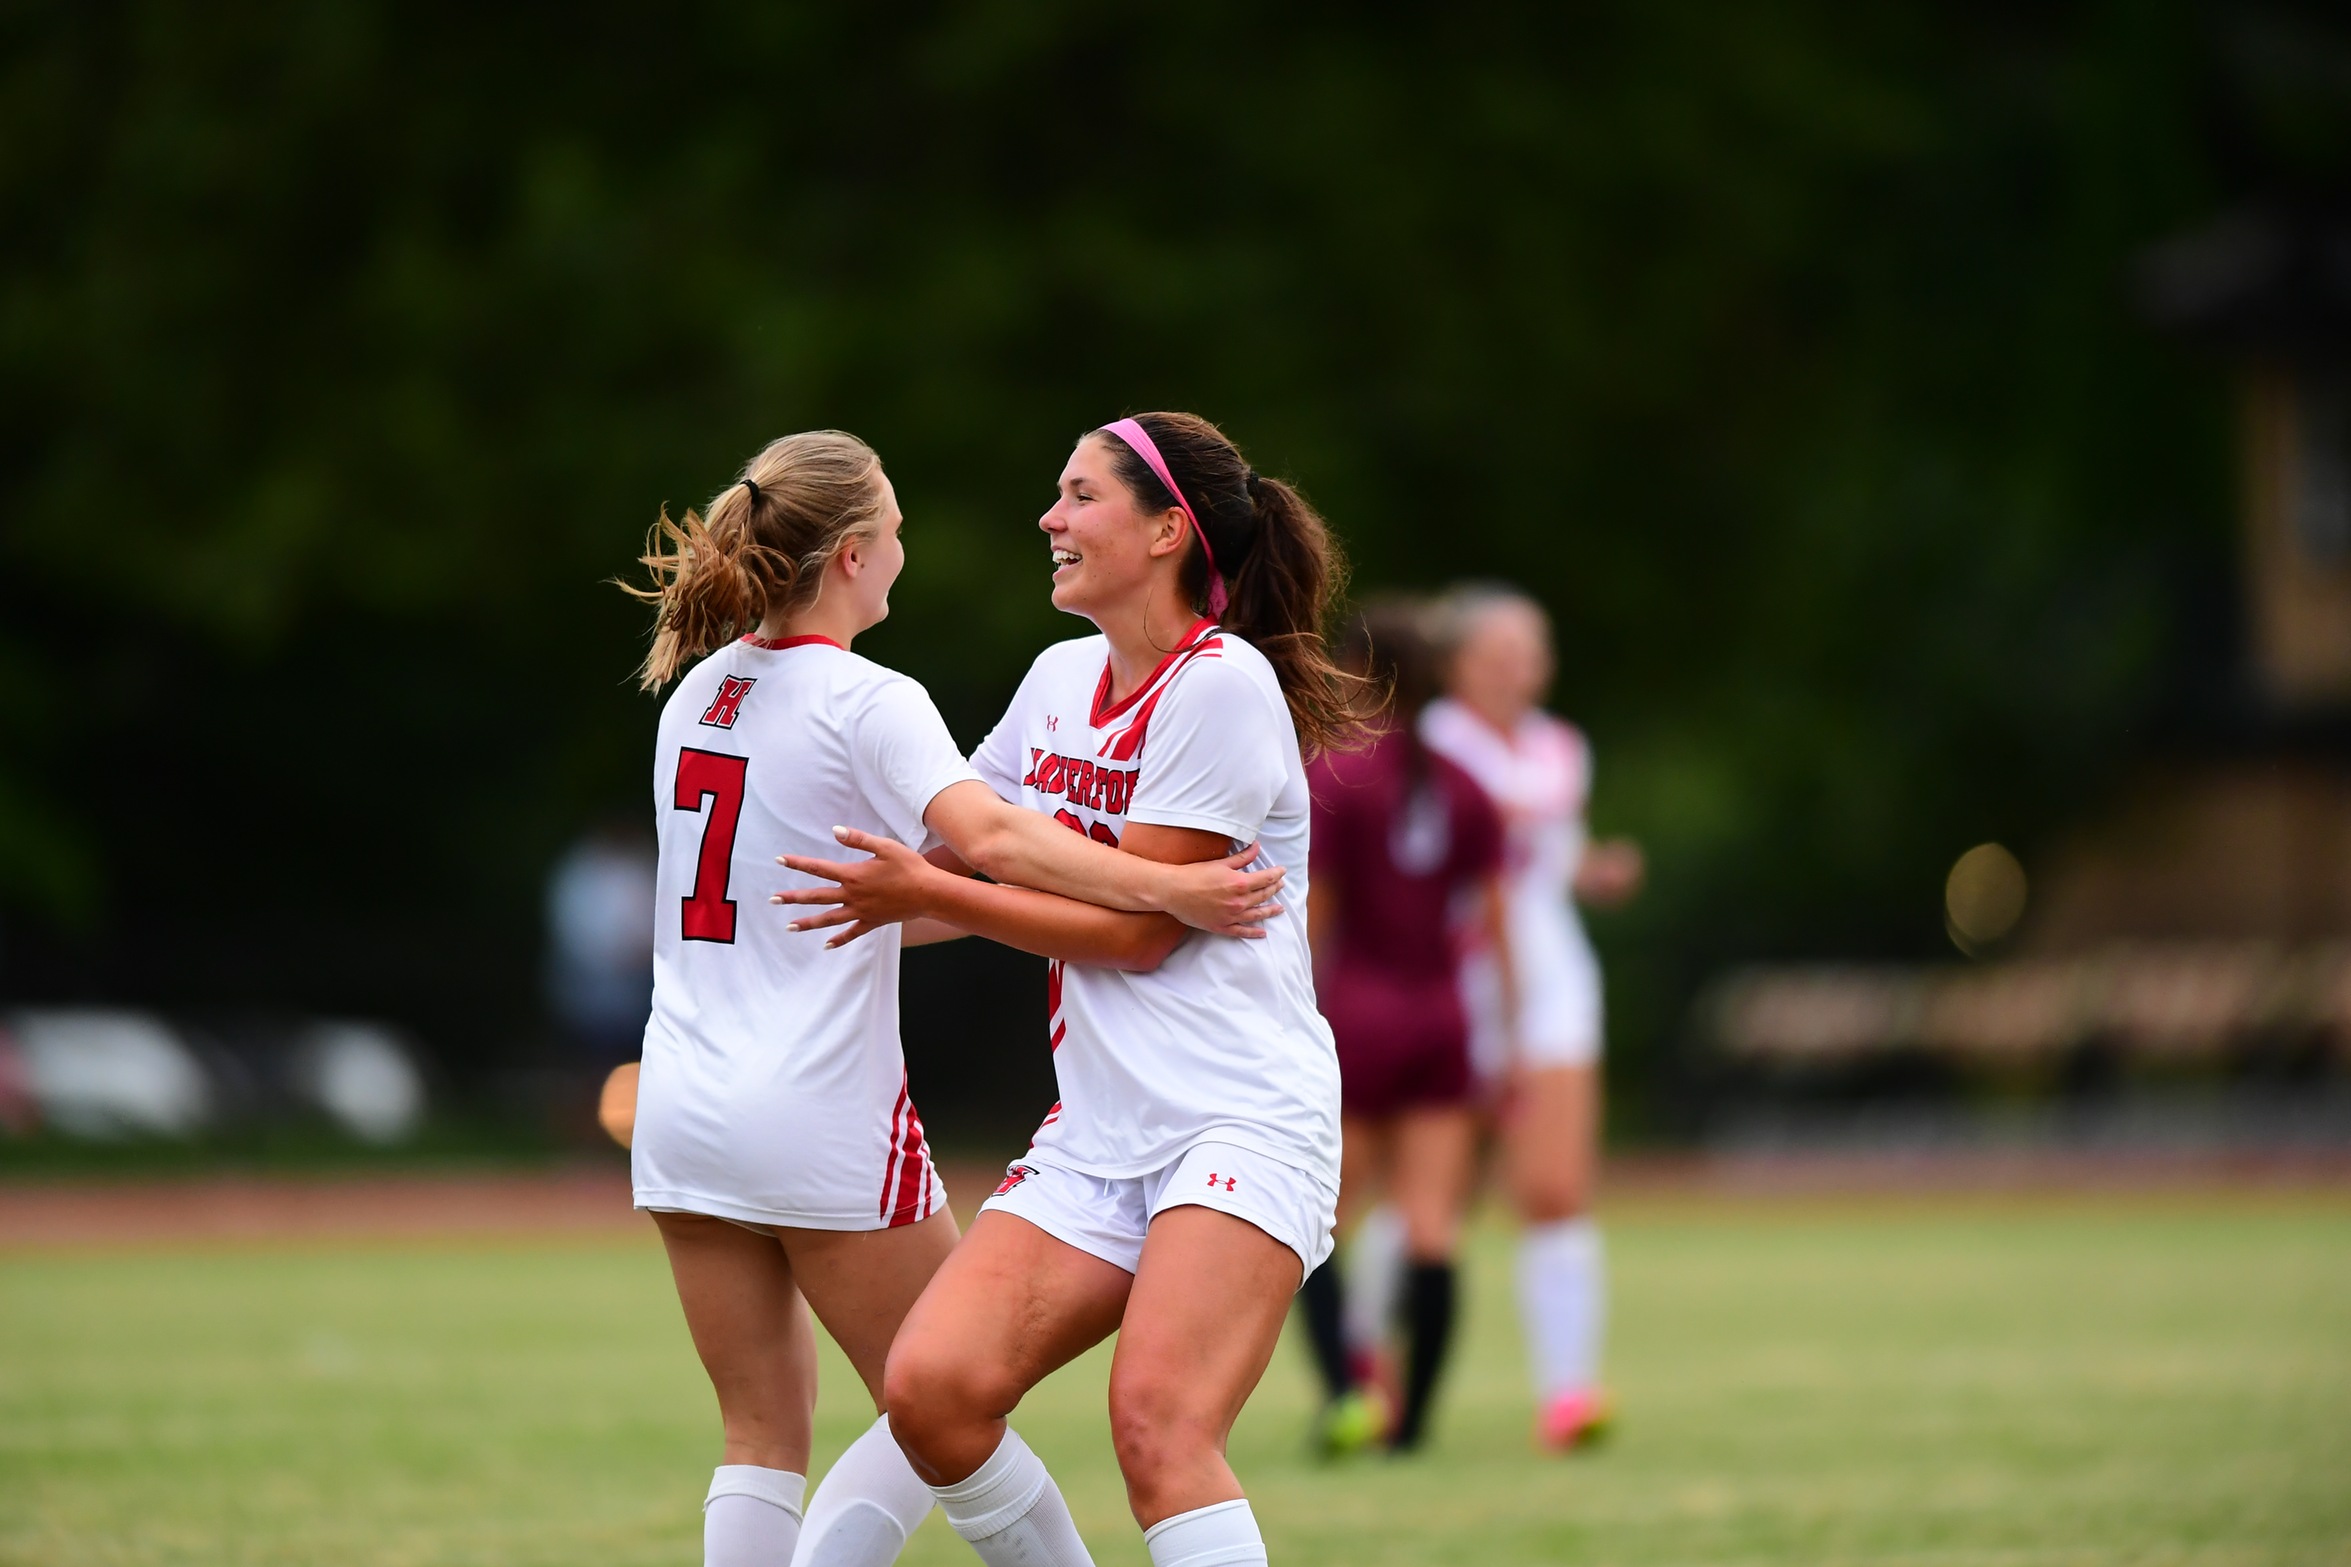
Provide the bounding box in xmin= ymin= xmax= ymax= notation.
xmin=620 ymin=431 xmax=888 ymax=690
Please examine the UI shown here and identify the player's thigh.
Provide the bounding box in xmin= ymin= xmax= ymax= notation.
xmin=652 ymin=1210 xmax=819 ymax=1417
xmin=885 ymin=1209 xmax=1130 ymax=1419
xmin=1336 ymin=1112 xmax=1393 ymax=1233
xmin=1110 ymin=1204 xmax=1301 ymax=1450
xmin=1390 ymin=1105 xmax=1479 ymax=1257
xmin=1506 ymin=1063 xmax=1599 ymax=1220
xmin=779 ymin=1208 xmax=959 ymax=1409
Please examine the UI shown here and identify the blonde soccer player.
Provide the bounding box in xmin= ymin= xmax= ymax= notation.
xmin=624 ymin=430 xmax=1285 ymax=1567
xmin=780 ymin=413 xmax=1366 ymax=1567
xmin=1422 ymin=583 xmax=1643 ymax=1450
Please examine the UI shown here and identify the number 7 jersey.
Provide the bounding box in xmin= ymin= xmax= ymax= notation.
xmin=632 ymin=634 xmax=980 ymax=1231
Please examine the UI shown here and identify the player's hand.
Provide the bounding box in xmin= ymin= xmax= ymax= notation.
xmin=1162 ymin=842 xmax=1286 ymax=938
xmin=772 ymin=827 xmax=944 ymax=948
xmin=596 ymin=1061 xmax=639 ymax=1149
xmin=1573 ymin=838 xmax=1645 ymax=908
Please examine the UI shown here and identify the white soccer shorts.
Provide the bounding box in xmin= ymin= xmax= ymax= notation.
xmin=1463 ymin=945 xmax=1603 ymax=1078
xmin=979 ymin=1139 xmax=1336 ymax=1280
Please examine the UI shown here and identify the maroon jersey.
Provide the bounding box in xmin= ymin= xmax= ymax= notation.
xmin=1309 ymin=728 xmax=1504 ymax=1115
xmin=1310 ymin=730 xmax=1502 ymax=976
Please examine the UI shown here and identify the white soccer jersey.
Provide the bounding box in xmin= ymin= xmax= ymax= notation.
xmin=632 ymin=634 xmax=981 ymax=1230
xmin=1420 ymin=697 xmax=1603 ymax=1064
xmin=970 ymin=621 xmax=1341 ymax=1189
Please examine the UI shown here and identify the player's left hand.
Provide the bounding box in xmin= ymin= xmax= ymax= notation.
xmin=1162 ymin=842 xmax=1287 ymax=939
xmin=773 ymin=827 xmax=944 ymax=948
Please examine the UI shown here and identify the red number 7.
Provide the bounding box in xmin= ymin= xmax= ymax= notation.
xmin=675 ymin=748 xmax=749 ymax=943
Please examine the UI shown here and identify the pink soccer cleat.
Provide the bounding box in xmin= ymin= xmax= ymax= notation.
xmin=1536 ymin=1387 xmax=1614 ymax=1451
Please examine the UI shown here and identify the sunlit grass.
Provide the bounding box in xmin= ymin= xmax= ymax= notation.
xmin=2 ymin=1193 xmax=2345 ymax=1565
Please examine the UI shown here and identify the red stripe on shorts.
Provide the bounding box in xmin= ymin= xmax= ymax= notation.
xmin=887 ymin=1085 xmax=932 ymax=1227
xmin=878 ymin=1083 xmax=910 ymax=1223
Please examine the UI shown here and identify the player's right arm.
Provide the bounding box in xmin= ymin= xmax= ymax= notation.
xmin=921 ymin=780 xmax=1283 ymax=937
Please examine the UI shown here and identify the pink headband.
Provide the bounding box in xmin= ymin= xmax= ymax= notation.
xmin=1098 ymin=417 xmax=1227 ymax=616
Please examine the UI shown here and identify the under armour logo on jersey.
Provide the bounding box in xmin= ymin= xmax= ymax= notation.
xmin=1046 ymin=714 xmax=1059 ymax=731
xmin=1206 ymin=1172 xmax=1238 ymax=1192
xmin=699 ymin=675 xmax=756 ymax=728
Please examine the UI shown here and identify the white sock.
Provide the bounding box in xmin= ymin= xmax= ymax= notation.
xmin=928 ymin=1426 xmax=1094 ymax=1567
xmin=1517 ymin=1217 xmax=1606 ymax=1399
xmin=1341 ymin=1204 xmax=1406 ymax=1355
xmin=792 ymin=1415 xmax=936 ymax=1567
xmin=1143 ymin=1499 xmax=1266 ymax=1567
xmin=705 ymin=1465 xmax=807 ymax=1567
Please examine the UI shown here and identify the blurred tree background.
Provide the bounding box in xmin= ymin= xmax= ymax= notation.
xmin=3 ymin=1 xmax=2346 ymax=1138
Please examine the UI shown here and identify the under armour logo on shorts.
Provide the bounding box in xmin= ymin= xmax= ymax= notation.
xmin=1206 ymin=1172 xmax=1237 ymax=1192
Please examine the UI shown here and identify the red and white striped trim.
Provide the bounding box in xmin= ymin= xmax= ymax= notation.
xmin=878 ymin=1075 xmax=937 ymax=1227
xmin=1098 ymin=639 xmax=1221 ymax=763
xmin=1090 ymin=620 xmax=1223 ymax=763
xmin=1045 ymin=959 xmax=1069 ymax=1052
xmin=1089 ymin=618 xmax=1216 ymax=727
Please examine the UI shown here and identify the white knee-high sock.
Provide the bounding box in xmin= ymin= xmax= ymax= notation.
xmin=1342 ymin=1204 xmax=1406 ymax=1354
xmin=792 ymin=1415 xmax=936 ymax=1567
xmin=1143 ymin=1499 xmax=1267 ymax=1567
xmin=706 ymin=1465 xmax=806 ymax=1567
xmin=928 ymin=1427 xmax=1093 ymax=1567
xmin=1517 ymin=1217 xmax=1605 ymax=1398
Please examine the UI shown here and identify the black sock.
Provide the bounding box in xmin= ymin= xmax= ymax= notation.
xmin=1392 ymin=1260 xmax=1457 ymax=1450
xmin=1298 ymin=1259 xmax=1354 ymax=1401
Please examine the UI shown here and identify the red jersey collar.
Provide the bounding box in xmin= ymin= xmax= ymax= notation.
xmin=1090 ymin=618 xmax=1219 ymax=728
xmin=739 ymin=633 xmax=844 ymax=651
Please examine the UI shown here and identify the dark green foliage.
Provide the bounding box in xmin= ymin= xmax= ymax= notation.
xmin=2 ymin=2 xmax=2340 ymax=1108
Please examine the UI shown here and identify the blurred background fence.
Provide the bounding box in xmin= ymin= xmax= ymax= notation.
xmin=4 ymin=1 xmax=2350 ymax=1159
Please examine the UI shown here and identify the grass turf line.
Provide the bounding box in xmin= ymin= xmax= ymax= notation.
xmin=1 ymin=1194 xmax=2345 ymax=1566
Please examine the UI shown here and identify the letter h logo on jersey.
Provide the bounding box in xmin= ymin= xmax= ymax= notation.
xmin=699 ymin=675 xmax=756 ymax=729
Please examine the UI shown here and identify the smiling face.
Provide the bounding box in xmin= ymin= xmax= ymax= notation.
xmin=1039 ymin=434 xmax=1191 ymax=622
xmin=1449 ymin=596 xmax=1554 ymax=727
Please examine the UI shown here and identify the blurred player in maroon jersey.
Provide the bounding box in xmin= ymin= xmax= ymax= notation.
xmin=1298 ymin=601 xmax=1514 ymax=1454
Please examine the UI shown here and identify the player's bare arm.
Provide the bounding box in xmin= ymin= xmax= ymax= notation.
xmin=921 ymin=778 xmax=1285 ymax=934
xmin=776 ymin=828 xmax=1186 ymax=970
xmin=1573 ymin=836 xmax=1645 ymax=907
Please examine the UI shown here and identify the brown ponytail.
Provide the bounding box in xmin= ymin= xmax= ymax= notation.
xmin=620 ymin=430 xmax=888 ymax=690
xmin=1097 ymin=411 xmax=1377 ymax=755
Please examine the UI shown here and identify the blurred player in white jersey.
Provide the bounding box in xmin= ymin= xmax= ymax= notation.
xmin=781 ymin=412 xmax=1370 ymax=1567
xmin=624 ymin=430 xmax=1282 ymax=1567
xmin=1351 ymin=585 xmax=1643 ymax=1450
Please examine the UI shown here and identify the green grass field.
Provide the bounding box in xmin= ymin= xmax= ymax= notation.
xmin=3 ymin=1192 xmax=2346 ymax=1566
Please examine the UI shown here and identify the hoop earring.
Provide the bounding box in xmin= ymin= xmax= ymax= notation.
xmin=1142 ymin=576 xmax=1176 ymax=656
